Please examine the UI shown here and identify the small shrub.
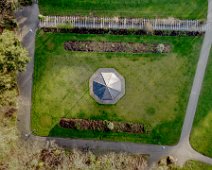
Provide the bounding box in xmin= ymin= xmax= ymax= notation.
xmin=75 ymin=122 xmax=81 ymax=130
xmin=107 ymin=122 xmax=114 ymax=130
xmin=104 ymin=120 xmax=114 ymax=130
xmin=156 ymin=44 xmax=165 ymax=53
xmin=38 ymin=14 xmax=45 ymax=21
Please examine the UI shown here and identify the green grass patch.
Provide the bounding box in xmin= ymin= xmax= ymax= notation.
xmin=32 ymin=31 xmax=202 ymax=145
xmin=179 ymin=161 xmax=212 ymax=170
xmin=38 ymin=0 xmax=207 ymax=19
xmin=190 ymin=50 xmax=212 ymax=157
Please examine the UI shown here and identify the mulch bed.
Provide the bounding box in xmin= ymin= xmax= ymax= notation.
xmin=64 ymin=41 xmax=170 ymax=53
xmin=41 ymin=27 xmax=204 ymax=36
xmin=60 ymin=118 xmax=145 ymax=134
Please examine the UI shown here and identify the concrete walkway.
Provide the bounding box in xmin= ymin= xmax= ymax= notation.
xmin=16 ymin=3 xmax=39 ymax=136
xmin=16 ymin=0 xmax=212 ymax=168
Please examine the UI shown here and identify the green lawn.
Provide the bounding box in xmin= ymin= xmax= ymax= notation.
xmin=39 ymin=0 xmax=207 ymax=19
xmin=190 ymin=50 xmax=212 ymax=157
xmin=178 ymin=161 xmax=212 ymax=170
xmin=32 ymin=31 xmax=202 ymax=145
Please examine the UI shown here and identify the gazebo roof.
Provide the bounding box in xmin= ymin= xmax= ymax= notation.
xmin=89 ymin=68 xmax=125 ymax=104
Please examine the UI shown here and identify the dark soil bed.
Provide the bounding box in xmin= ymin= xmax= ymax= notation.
xmin=64 ymin=41 xmax=170 ymax=53
xmin=60 ymin=118 xmax=145 ymax=134
xmin=41 ymin=27 xmax=204 ymax=36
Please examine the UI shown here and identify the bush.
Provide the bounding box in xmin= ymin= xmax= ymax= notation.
xmin=107 ymin=122 xmax=114 ymax=130
xmin=104 ymin=120 xmax=114 ymax=130
xmin=0 ymin=30 xmax=29 ymax=108
xmin=38 ymin=14 xmax=45 ymax=21
xmin=156 ymin=44 xmax=165 ymax=53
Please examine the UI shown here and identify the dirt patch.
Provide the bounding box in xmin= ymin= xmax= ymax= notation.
xmin=64 ymin=41 xmax=170 ymax=53
xmin=60 ymin=118 xmax=145 ymax=134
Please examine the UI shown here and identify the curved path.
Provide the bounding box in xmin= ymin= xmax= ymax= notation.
xmin=16 ymin=0 xmax=212 ymax=168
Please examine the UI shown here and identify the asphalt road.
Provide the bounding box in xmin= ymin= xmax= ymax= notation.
xmin=16 ymin=0 xmax=212 ymax=168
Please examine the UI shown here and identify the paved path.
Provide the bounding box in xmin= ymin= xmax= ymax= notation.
xmin=16 ymin=0 xmax=212 ymax=168
xmin=16 ymin=3 xmax=39 ymax=136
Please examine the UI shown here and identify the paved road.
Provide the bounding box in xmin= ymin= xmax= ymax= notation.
xmin=16 ymin=0 xmax=212 ymax=168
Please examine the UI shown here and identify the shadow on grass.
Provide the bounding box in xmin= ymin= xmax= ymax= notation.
xmin=151 ymin=115 xmax=183 ymax=145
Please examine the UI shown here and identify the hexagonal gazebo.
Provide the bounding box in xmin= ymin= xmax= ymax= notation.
xmin=89 ymin=68 xmax=125 ymax=104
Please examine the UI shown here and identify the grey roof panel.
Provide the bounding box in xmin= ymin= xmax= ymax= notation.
xmin=93 ymin=74 xmax=105 ymax=86
xmin=102 ymin=87 xmax=113 ymax=100
xmin=108 ymin=87 xmax=120 ymax=98
xmin=101 ymin=72 xmax=112 ymax=85
xmin=108 ymin=81 xmax=122 ymax=92
xmin=90 ymin=68 xmax=125 ymax=104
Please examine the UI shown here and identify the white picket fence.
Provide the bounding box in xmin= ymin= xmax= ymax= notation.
xmin=39 ymin=16 xmax=207 ymax=32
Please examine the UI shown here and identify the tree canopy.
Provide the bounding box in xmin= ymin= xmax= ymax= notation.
xmin=0 ymin=30 xmax=29 ymax=72
xmin=0 ymin=0 xmax=18 ymax=30
xmin=0 ymin=30 xmax=29 ymax=108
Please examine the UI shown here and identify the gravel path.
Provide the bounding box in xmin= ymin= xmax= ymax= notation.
xmin=16 ymin=0 xmax=212 ymax=167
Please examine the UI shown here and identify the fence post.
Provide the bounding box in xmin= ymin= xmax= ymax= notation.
xmin=124 ymin=18 xmax=126 ymax=29
xmin=54 ymin=16 xmax=56 ymax=27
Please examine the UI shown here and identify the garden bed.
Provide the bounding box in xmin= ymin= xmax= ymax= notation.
xmin=60 ymin=118 xmax=145 ymax=134
xmin=41 ymin=27 xmax=204 ymax=36
xmin=64 ymin=41 xmax=170 ymax=53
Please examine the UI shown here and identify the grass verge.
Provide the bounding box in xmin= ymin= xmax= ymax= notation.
xmin=178 ymin=161 xmax=212 ymax=170
xmin=38 ymin=0 xmax=207 ymax=19
xmin=190 ymin=50 xmax=212 ymax=157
